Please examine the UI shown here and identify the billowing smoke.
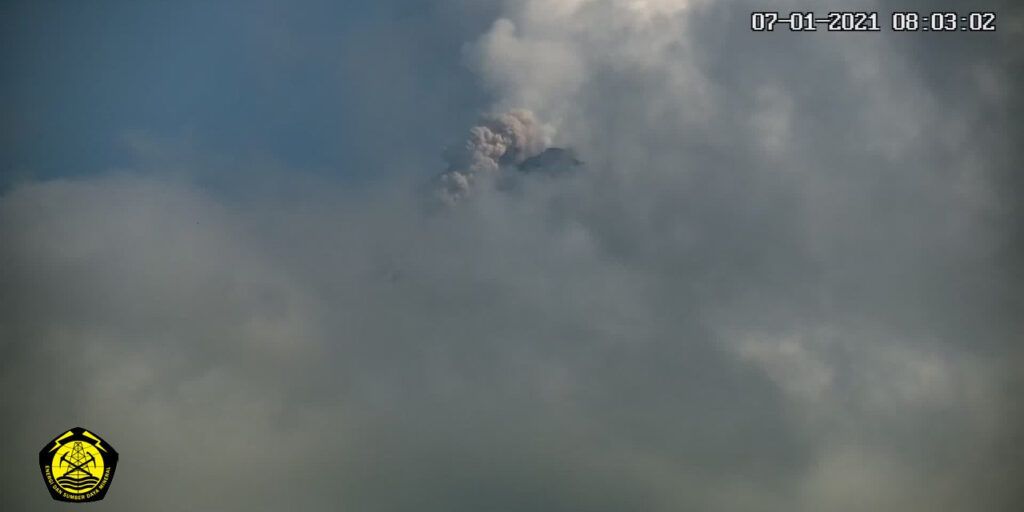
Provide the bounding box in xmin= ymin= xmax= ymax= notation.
xmin=1 ymin=0 xmax=1022 ymax=511
xmin=435 ymin=109 xmax=550 ymax=204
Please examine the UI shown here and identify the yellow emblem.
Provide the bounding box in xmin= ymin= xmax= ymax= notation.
xmin=39 ymin=427 xmax=119 ymax=502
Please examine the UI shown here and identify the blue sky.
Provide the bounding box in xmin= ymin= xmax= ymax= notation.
xmin=1 ymin=0 xmax=492 ymax=187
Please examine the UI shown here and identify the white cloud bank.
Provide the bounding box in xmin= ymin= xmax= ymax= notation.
xmin=2 ymin=0 xmax=1022 ymax=510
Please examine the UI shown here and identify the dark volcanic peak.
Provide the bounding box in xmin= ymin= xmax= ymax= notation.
xmin=517 ymin=147 xmax=583 ymax=174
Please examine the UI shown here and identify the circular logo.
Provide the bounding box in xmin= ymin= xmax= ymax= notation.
xmin=39 ymin=427 xmax=119 ymax=502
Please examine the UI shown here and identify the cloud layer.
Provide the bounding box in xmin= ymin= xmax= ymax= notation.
xmin=2 ymin=0 xmax=1022 ymax=510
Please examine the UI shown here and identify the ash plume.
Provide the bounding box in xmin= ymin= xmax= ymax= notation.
xmin=435 ymin=109 xmax=549 ymax=204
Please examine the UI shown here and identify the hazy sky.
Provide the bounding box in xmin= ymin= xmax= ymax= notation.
xmin=2 ymin=1 xmax=1022 ymax=511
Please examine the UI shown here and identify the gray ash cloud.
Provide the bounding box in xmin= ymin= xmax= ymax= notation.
xmin=432 ymin=111 xmax=583 ymax=206
xmin=434 ymin=109 xmax=550 ymax=204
